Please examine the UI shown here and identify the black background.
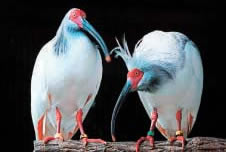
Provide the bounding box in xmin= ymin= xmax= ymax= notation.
xmin=5 ymin=0 xmax=225 ymax=151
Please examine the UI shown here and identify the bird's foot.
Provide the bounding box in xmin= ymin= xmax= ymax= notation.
xmin=43 ymin=133 xmax=64 ymax=144
xmin=80 ymin=133 xmax=106 ymax=146
xmin=136 ymin=135 xmax=155 ymax=152
xmin=169 ymin=134 xmax=186 ymax=150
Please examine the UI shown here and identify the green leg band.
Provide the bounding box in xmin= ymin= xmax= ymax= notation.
xmin=147 ymin=130 xmax=155 ymax=136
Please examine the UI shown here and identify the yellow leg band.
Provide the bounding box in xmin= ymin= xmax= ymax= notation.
xmin=54 ymin=133 xmax=64 ymax=140
xmin=176 ymin=130 xmax=183 ymax=136
xmin=80 ymin=133 xmax=88 ymax=139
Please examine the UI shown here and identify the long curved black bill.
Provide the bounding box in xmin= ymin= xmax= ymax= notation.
xmin=82 ymin=19 xmax=111 ymax=62
xmin=111 ymin=80 xmax=132 ymax=141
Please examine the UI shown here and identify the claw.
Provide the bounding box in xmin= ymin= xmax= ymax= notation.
xmin=136 ymin=136 xmax=154 ymax=152
xmin=43 ymin=133 xmax=64 ymax=144
xmin=80 ymin=133 xmax=106 ymax=146
xmin=81 ymin=137 xmax=106 ymax=146
xmin=43 ymin=136 xmax=56 ymax=144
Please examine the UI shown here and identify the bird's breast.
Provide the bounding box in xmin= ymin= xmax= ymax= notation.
xmin=45 ymin=37 xmax=102 ymax=114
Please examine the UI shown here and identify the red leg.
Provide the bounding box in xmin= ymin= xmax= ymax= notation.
xmin=187 ymin=113 xmax=193 ymax=134
xmin=76 ymin=109 xmax=106 ymax=146
xmin=43 ymin=107 xmax=64 ymax=143
xmin=169 ymin=109 xmax=186 ymax=150
xmin=37 ymin=113 xmax=45 ymax=140
xmin=176 ymin=109 xmax=182 ymax=131
xmin=136 ymin=108 xmax=158 ymax=152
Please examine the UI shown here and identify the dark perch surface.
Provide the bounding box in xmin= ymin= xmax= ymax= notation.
xmin=34 ymin=137 xmax=226 ymax=152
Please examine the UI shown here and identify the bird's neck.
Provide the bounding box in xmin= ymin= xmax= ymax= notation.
xmin=54 ymin=26 xmax=86 ymax=55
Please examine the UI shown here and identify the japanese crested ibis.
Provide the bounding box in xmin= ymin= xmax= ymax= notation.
xmin=111 ymin=31 xmax=203 ymax=151
xmin=31 ymin=8 xmax=111 ymax=144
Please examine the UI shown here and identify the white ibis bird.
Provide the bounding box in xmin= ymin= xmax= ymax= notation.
xmin=111 ymin=31 xmax=203 ymax=151
xmin=31 ymin=8 xmax=111 ymax=144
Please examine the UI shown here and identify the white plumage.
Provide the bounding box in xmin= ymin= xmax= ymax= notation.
xmin=31 ymin=36 xmax=102 ymax=139
xmin=31 ymin=8 xmax=110 ymax=141
xmin=136 ymin=31 xmax=203 ymax=138
xmin=111 ymin=30 xmax=203 ymax=149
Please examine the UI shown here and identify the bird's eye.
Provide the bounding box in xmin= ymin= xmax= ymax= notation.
xmin=135 ymin=71 xmax=139 ymax=76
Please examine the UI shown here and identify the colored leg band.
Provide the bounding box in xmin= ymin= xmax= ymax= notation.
xmin=147 ymin=130 xmax=155 ymax=136
xmin=80 ymin=133 xmax=88 ymax=139
xmin=176 ymin=130 xmax=183 ymax=136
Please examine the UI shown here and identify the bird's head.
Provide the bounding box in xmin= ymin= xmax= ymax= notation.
xmin=61 ymin=8 xmax=111 ymax=62
xmin=127 ymin=68 xmax=145 ymax=91
xmin=67 ymin=8 xmax=87 ymax=29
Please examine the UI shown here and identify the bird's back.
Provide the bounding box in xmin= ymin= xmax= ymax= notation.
xmin=133 ymin=31 xmax=188 ymax=70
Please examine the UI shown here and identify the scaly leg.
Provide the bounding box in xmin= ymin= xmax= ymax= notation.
xmin=76 ymin=109 xmax=106 ymax=146
xmin=43 ymin=107 xmax=64 ymax=143
xmin=169 ymin=109 xmax=186 ymax=149
xmin=136 ymin=108 xmax=158 ymax=152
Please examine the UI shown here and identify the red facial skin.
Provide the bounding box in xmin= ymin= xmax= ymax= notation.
xmin=69 ymin=9 xmax=86 ymax=28
xmin=127 ymin=68 xmax=144 ymax=90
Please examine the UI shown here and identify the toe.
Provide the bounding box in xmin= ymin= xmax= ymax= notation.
xmin=147 ymin=136 xmax=154 ymax=147
xmin=43 ymin=136 xmax=56 ymax=144
xmin=55 ymin=133 xmax=64 ymax=141
xmin=136 ymin=136 xmax=155 ymax=152
xmin=136 ymin=137 xmax=146 ymax=152
xmin=87 ymin=138 xmax=107 ymax=144
xmin=81 ymin=138 xmax=88 ymax=146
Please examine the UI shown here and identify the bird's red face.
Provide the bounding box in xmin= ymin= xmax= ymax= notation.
xmin=69 ymin=9 xmax=86 ymax=28
xmin=127 ymin=68 xmax=144 ymax=90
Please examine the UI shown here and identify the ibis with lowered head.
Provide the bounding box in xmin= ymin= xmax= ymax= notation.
xmin=111 ymin=31 xmax=203 ymax=151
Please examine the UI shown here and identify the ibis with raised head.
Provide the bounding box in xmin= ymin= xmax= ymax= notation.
xmin=31 ymin=8 xmax=111 ymax=145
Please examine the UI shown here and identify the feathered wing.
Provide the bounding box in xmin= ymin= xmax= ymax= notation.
xmin=31 ymin=43 xmax=53 ymax=140
xmin=83 ymin=47 xmax=103 ymax=116
xmin=181 ymin=40 xmax=203 ymax=135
